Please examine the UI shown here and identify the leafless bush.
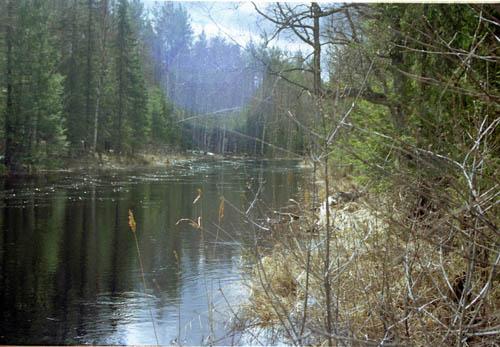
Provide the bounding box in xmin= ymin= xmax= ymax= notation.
xmin=237 ymin=109 xmax=498 ymax=346
xmin=231 ymin=4 xmax=500 ymax=346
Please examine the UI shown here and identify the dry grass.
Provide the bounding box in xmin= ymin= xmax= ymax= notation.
xmin=240 ymin=176 xmax=499 ymax=346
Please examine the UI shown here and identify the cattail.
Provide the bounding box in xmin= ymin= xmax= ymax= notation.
xmin=128 ymin=209 xmax=136 ymax=233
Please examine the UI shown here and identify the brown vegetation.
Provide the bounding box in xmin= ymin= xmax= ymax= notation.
xmin=240 ymin=171 xmax=499 ymax=346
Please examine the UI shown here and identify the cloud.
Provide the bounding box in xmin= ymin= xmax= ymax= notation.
xmin=185 ymin=2 xmax=259 ymax=44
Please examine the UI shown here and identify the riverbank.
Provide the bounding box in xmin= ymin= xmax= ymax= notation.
xmin=0 ymin=151 xmax=190 ymax=176
xmin=1 ymin=151 xmax=307 ymax=176
xmin=238 ymin=174 xmax=500 ymax=346
xmin=62 ymin=152 xmax=192 ymax=172
xmin=239 ymin=177 xmax=379 ymax=345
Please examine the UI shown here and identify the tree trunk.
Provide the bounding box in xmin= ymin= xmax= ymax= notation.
xmin=312 ymin=3 xmax=322 ymax=97
xmin=92 ymin=0 xmax=109 ymax=153
xmin=221 ymin=124 xmax=226 ymax=154
xmin=92 ymin=92 xmax=100 ymax=152
xmin=260 ymin=119 xmax=267 ymax=156
xmin=4 ymin=0 xmax=15 ymax=170
xmin=85 ymin=0 xmax=93 ymax=148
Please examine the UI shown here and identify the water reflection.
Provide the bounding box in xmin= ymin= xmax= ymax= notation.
xmin=0 ymin=159 xmax=305 ymax=345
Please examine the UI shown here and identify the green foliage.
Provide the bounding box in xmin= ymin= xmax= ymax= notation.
xmin=326 ymin=3 xmax=499 ymax=190
xmin=148 ymin=87 xmax=177 ymax=146
xmin=332 ymin=100 xmax=395 ymax=185
xmin=33 ymin=73 xmax=67 ymax=166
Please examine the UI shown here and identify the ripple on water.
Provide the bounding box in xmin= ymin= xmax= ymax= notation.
xmin=0 ymin=159 xmax=306 ymax=345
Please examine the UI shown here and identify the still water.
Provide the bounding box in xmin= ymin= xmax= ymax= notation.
xmin=0 ymin=159 xmax=305 ymax=345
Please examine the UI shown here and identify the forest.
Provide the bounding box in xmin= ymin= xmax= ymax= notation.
xmin=3 ymin=2 xmax=496 ymax=172
xmin=0 ymin=1 xmax=499 ymax=346
xmin=0 ymin=0 xmax=265 ymax=172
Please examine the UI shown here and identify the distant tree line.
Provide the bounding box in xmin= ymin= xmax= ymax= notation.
xmin=187 ymin=45 xmax=315 ymax=156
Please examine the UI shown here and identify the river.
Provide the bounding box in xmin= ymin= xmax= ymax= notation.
xmin=0 ymin=159 xmax=306 ymax=345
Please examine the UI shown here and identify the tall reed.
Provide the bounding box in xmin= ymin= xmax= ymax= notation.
xmin=129 ymin=209 xmax=159 ymax=345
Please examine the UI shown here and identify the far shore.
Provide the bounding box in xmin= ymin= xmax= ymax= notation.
xmin=1 ymin=151 xmax=306 ymax=176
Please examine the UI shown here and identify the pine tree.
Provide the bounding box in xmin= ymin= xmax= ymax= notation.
xmin=3 ymin=0 xmax=67 ymax=171
xmin=148 ymin=87 xmax=175 ymax=145
xmin=114 ymin=0 xmax=148 ymax=153
xmin=58 ymin=0 xmax=86 ymax=152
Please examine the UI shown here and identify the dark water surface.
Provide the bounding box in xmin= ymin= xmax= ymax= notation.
xmin=0 ymin=159 xmax=305 ymax=345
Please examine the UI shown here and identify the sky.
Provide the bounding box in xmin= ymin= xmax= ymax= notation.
xmin=143 ymin=1 xmax=310 ymax=52
xmin=184 ymin=2 xmax=262 ymax=46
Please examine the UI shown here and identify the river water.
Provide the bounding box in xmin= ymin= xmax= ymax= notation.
xmin=0 ymin=159 xmax=306 ymax=345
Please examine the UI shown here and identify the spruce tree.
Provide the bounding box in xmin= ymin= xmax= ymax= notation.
xmin=3 ymin=0 xmax=67 ymax=171
xmin=114 ymin=0 xmax=148 ymax=153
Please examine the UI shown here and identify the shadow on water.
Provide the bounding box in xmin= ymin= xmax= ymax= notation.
xmin=0 ymin=159 xmax=306 ymax=345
